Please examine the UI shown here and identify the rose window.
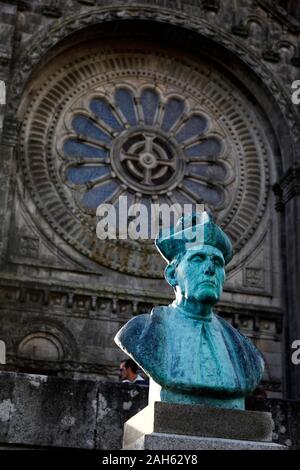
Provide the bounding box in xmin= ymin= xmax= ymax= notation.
xmin=60 ymin=87 xmax=229 ymax=211
xmin=21 ymin=48 xmax=269 ymax=277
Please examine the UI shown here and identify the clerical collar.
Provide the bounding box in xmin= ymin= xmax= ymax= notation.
xmin=171 ymin=303 xmax=213 ymax=322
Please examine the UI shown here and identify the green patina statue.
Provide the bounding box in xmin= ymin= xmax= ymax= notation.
xmin=115 ymin=212 xmax=264 ymax=409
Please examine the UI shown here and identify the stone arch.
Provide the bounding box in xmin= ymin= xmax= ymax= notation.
xmin=15 ymin=318 xmax=80 ymax=363
xmin=5 ymin=3 xmax=298 ymax=177
xmin=18 ymin=332 xmax=64 ymax=361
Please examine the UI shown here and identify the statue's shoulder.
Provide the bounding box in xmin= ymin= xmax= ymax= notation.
xmin=114 ymin=305 xmax=169 ymax=378
xmin=114 ymin=313 xmax=147 ymax=348
xmin=114 ymin=305 xmax=168 ymax=352
xmin=215 ymin=314 xmax=254 ymax=345
xmin=134 ymin=305 xmax=169 ymax=335
xmin=215 ymin=313 xmax=264 ymax=380
xmin=214 ymin=314 xmax=251 ymax=345
xmin=148 ymin=305 xmax=169 ymax=322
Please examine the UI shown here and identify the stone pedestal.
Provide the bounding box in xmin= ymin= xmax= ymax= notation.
xmin=123 ymin=402 xmax=286 ymax=450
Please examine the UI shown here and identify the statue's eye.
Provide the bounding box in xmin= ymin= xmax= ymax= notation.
xmin=213 ymin=257 xmax=224 ymax=267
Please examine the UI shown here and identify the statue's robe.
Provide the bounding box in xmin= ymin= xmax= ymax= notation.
xmin=115 ymin=305 xmax=264 ymax=408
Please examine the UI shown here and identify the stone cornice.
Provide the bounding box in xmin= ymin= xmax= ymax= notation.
xmin=0 ymin=280 xmax=284 ymax=334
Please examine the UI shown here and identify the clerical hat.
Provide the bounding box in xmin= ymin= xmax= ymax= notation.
xmin=155 ymin=211 xmax=233 ymax=265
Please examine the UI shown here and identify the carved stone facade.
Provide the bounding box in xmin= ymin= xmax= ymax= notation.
xmin=0 ymin=0 xmax=300 ymax=399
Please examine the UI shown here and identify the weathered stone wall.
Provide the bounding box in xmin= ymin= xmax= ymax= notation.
xmin=0 ymin=371 xmax=148 ymax=449
xmin=0 ymin=371 xmax=299 ymax=450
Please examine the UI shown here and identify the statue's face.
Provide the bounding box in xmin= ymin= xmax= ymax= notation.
xmin=175 ymin=245 xmax=225 ymax=304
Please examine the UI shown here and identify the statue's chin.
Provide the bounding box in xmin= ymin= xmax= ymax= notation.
xmin=199 ymin=297 xmax=218 ymax=305
xmin=192 ymin=288 xmax=219 ymax=304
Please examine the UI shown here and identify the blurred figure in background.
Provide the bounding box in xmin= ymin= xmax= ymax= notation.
xmin=119 ymin=358 xmax=149 ymax=386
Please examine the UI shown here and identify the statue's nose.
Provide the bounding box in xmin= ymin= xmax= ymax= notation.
xmin=204 ymin=259 xmax=215 ymax=275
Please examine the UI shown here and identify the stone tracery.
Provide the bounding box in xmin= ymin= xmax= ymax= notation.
xmin=60 ymin=85 xmax=228 ymax=209
xmin=21 ymin=46 xmax=270 ymax=277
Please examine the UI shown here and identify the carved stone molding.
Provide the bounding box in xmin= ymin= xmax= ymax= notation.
xmin=6 ymin=3 xmax=299 ymax=150
xmin=15 ymin=316 xmax=79 ymax=359
xmin=230 ymin=11 xmax=300 ymax=66
xmin=0 ymin=282 xmax=164 ymax=322
xmin=77 ymin=0 xmax=96 ymax=5
xmin=273 ymin=161 xmax=300 ymax=210
xmin=0 ymin=45 xmax=11 ymax=67
xmin=244 ymin=267 xmax=265 ymax=290
xmin=258 ymin=0 xmax=300 ymax=33
xmin=1 ymin=356 xmax=117 ymax=376
xmin=40 ymin=0 xmax=62 ymax=18
xmin=18 ymin=332 xmax=64 ymax=361
xmin=0 ymin=116 xmax=21 ymax=146
xmin=18 ymin=236 xmax=40 ymax=258
xmin=202 ymin=0 xmax=220 ymax=12
xmin=0 ymin=282 xmax=283 ymax=336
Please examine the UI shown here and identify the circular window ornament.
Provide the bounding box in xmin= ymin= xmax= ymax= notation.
xmin=112 ymin=127 xmax=186 ymax=194
xmin=20 ymin=46 xmax=269 ymax=277
xmin=58 ymin=86 xmax=226 ymax=213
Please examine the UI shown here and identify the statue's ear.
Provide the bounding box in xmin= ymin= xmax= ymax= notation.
xmin=164 ymin=263 xmax=178 ymax=288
